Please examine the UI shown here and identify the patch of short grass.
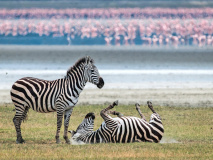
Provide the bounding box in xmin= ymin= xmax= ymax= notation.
xmin=0 ymin=104 xmax=213 ymax=159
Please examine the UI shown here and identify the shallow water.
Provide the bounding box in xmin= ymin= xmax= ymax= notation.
xmin=1 ymin=69 xmax=213 ymax=89
xmin=1 ymin=45 xmax=213 ymax=89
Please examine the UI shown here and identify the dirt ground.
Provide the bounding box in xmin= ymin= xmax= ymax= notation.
xmin=1 ymin=88 xmax=213 ymax=107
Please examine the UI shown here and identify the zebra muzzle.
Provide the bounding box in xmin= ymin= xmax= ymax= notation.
xmin=97 ymin=77 xmax=104 ymax=89
xmin=85 ymin=112 xmax=96 ymax=119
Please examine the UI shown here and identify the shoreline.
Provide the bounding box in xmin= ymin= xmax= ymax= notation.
xmin=2 ymin=88 xmax=213 ymax=107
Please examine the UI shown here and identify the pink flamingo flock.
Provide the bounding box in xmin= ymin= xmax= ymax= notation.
xmin=1 ymin=8 xmax=213 ymax=19
xmin=0 ymin=8 xmax=213 ymax=46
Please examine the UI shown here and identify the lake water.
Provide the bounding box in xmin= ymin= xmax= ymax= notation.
xmin=1 ymin=45 xmax=213 ymax=89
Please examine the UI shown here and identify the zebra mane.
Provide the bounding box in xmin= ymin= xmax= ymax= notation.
xmin=66 ymin=56 xmax=94 ymax=75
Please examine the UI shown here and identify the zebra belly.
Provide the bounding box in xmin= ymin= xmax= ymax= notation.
xmin=111 ymin=117 xmax=152 ymax=143
xmin=32 ymin=98 xmax=56 ymax=113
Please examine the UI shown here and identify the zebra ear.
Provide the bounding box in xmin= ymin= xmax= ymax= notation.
xmin=68 ymin=130 xmax=76 ymax=136
xmin=86 ymin=56 xmax=92 ymax=64
xmin=85 ymin=56 xmax=89 ymax=64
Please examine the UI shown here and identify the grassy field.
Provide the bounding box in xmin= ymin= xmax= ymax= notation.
xmin=0 ymin=104 xmax=213 ymax=159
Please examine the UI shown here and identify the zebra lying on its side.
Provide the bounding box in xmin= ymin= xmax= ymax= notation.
xmin=11 ymin=56 xmax=104 ymax=144
xmin=69 ymin=101 xmax=164 ymax=144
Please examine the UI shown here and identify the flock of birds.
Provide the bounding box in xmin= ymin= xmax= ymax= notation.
xmin=1 ymin=8 xmax=213 ymax=19
xmin=0 ymin=8 xmax=213 ymax=46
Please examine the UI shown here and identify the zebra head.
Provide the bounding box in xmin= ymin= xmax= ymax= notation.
xmin=84 ymin=56 xmax=104 ymax=89
xmin=69 ymin=112 xmax=95 ymax=138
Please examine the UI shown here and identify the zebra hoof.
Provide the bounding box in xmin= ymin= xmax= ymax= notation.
xmin=56 ymin=136 xmax=60 ymax=144
xmin=65 ymin=140 xmax=71 ymax=144
xmin=113 ymin=100 xmax=118 ymax=106
xmin=147 ymin=101 xmax=152 ymax=106
xmin=64 ymin=136 xmax=71 ymax=144
xmin=16 ymin=137 xmax=25 ymax=144
xmin=135 ymin=103 xmax=140 ymax=106
xmin=135 ymin=103 xmax=140 ymax=111
xmin=56 ymin=139 xmax=61 ymax=144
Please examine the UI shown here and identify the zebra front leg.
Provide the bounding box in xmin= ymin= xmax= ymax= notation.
xmin=135 ymin=103 xmax=146 ymax=121
xmin=147 ymin=101 xmax=156 ymax=113
xmin=100 ymin=101 xmax=119 ymax=131
xmin=108 ymin=100 xmax=122 ymax=117
xmin=56 ymin=108 xmax=64 ymax=144
xmin=100 ymin=100 xmax=118 ymax=120
xmin=63 ymin=107 xmax=74 ymax=144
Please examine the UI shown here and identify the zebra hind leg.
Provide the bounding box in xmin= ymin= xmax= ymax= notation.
xmin=56 ymin=108 xmax=64 ymax=144
xmin=13 ymin=105 xmax=29 ymax=144
xmin=147 ymin=101 xmax=156 ymax=113
xmin=135 ymin=103 xmax=146 ymax=121
xmin=13 ymin=116 xmax=25 ymax=144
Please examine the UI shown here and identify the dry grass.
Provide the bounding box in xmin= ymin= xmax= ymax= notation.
xmin=0 ymin=104 xmax=213 ymax=159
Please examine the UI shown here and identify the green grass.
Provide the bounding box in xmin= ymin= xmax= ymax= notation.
xmin=0 ymin=104 xmax=213 ymax=159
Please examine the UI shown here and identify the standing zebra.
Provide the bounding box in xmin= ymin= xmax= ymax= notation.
xmin=11 ymin=56 xmax=104 ymax=144
xmin=69 ymin=101 xmax=164 ymax=144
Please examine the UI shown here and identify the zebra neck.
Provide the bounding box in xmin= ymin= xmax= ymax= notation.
xmin=66 ymin=67 xmax=86 ymax=96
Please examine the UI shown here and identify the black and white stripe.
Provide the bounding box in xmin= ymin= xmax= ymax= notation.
xmin=11 ymin=56 xmax=104 ymax=144
xmin=69 ymin=101 xmax=164 ymax=144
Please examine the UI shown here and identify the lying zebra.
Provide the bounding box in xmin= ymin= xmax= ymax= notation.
xmin=69 ymin=101 xmax=164 ymax=144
